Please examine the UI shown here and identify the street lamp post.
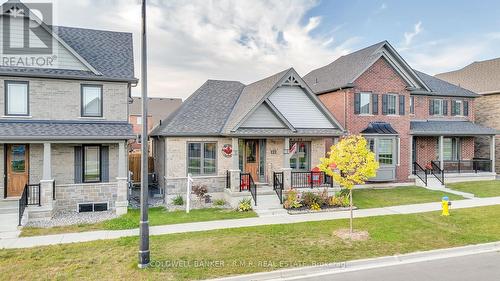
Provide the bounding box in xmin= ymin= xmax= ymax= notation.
xmin=138 ymin=0 xmax=150 ymax=269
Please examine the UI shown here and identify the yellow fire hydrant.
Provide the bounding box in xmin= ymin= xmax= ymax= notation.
xmin=441 ymin=196 xmax=451 ymax=216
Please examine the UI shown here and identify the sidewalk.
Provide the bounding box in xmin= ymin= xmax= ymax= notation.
xmin=2 ymin=196 xmax=500 ymax=250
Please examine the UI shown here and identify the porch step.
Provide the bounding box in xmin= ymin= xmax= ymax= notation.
xmin=253 ymin=194 xmax=287 ymax=217
xmin=0 ymin=213 xmax=19 ymax=232
xmin=0 ymin=199 xmax=19 ymax=215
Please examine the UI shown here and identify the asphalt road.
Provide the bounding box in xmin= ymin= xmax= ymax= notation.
xmin=296 ymin=251 xmax=500 ymax=281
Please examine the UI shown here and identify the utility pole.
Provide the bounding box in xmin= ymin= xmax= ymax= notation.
xmin=138 ymin=0 xmax=150 ymax=269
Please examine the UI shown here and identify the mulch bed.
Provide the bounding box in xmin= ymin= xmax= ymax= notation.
xmin=286 ymin=206 xmax=358 ymax=215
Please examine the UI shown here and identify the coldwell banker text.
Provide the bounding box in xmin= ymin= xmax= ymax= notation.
xmin=0 ymin=55 xmax=57 ymax=67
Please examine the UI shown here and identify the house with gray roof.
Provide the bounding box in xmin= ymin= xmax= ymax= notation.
xmin=0 ymin=0 xmax=135 ymax=229
xmin=304 ymin=41 xmax=497 ymax=185
xmin=436 ymin=58 xmax=500 ymax=172
xmin=151 ymin=68 xmax=344 ymax=206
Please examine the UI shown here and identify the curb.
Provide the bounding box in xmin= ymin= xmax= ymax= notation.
xmin=206 ymin=241 xmax=500 ymax=281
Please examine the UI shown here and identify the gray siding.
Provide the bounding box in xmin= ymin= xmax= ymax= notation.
xmin=268 ymin=86 xmax=334 ymax=129
xmin=241 ymin=103 xmax=285 ymax=128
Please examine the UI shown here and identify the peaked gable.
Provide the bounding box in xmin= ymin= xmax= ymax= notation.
xmin=240 ymin=102 xmax=287 ymax=128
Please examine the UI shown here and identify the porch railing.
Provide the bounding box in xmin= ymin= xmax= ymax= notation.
xmin=430 ymin=161 xmax=445 ymax=185
xmin=413 ymin=162 xmax=427 ymax=186
xmin=273 ymin=172 xmax=284 ymax=204
xmin=240 ymin=173 xmax=257 ymax=206
xmin=18 ymin=183 xmax=41 ymax=226
xmin=439 ymin=159 xmax=493 ymax=174
xmin=291 ymin=171 xmax=334 ymax=188
xmin=225 ymin=170 xmax=230 ymax=189
xmin=52 ymin=180 xmax=56 ymax=200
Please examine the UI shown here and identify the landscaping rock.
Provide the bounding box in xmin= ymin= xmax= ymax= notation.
xmin=25 ymin=211 xmax=118 ymax=228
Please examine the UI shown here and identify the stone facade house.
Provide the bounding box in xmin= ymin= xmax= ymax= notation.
xmin=436 ymin=58 xmax=500 ymax=171
xmin=304 ymin=41 xmax=497 ymax=184
xmin=151 ymin=68 xmax=344 ymax=205
xmin=0 ymin=1 xmax=135 ymax=228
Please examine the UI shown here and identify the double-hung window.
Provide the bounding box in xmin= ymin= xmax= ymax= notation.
xmin=443 ymin=138 xmax=460 ymax=161
xmin=187 ymin=142 xmax=217 ymax=175
xmin=452 ymin=100 xmax=463 ymax=116
xmin=409 ymin=96 xmax=415 ymax=114
xmin=430 ymin=99 xmax=445 ymax=115
xmin=378 ymin=139 xmax=394 ymax=165
xmin=5 ymin=81 xmax=29 ymax=116
xmin=386 ymin=94 xmax=397 ymax=115
xmin=359 ymin=93 xmax=371 ymax=114
xmin=81 ymin=85 xmax=103 ymax=117
xmin=83 ymin=145 xmax=101 ymax=183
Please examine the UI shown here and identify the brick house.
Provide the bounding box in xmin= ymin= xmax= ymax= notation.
xmin=435 ymin=58 xmax=500 ymax=172
xmin=304 ymin=41 xmax=497 ymax=183
xmin=0 ymin=1 xmax=135 ymax=228
xmin=151 ymin=68 xmax=344 ymax=206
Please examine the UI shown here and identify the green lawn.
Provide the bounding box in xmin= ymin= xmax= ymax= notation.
xmin=447 ymin=180 xmax=500 ymax=198
xmin=352 ymin=186 xmax=463 ymax=209
xmin=3 ymin=205 xmax=500 ymax=280
xmin=21 ymin=208 xmax=257 ymax=237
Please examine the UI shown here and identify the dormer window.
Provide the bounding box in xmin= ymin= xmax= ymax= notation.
xmin=5 ymin=81 xmax=29 ymax=116
xmin=81 ymin=85 xmax=103 ymax=117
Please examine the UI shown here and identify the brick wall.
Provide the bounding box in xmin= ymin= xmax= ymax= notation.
xmin=412 ymin=95 xmax=475 ymax=121
xmin=415 ymin=136 xmax=475 ymax=167
xmin=0 ymin=77 xmax=129 ymax=121
xmin=474 ymin=94 xmax=500 ymax=171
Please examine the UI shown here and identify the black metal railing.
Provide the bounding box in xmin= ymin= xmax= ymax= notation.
xmin=430 ymin=161 xmax=445 ymax=185
xmin=18 ymin=186 xmax=28 ymax=226
xmin=240 ymin=173 xmax=257 ymax=206
xmin=413 ymin=162 xmax=427 ymax=186
xmin=225 ymin=170 xmax=230 ymax=189
xmin=273 ymin=172 xmax=284 ymax=204
xmin=52 ymin=180 xmax=56 ymax=200
xmin=291 ymin=171 xmax=334 ymax=188
xmin=26 ymin=183 xmax=41 ymax=206
xmin=439 ymin=159 xmax=493 ymax=174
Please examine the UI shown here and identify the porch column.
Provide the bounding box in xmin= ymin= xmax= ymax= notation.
xmin=439 ymin=136 xmax=444 ymax=169
xmin=409 ymin=135 xmax=413 ymax=175
xmin=40 ymin=142 xmax=54 ymax=209
xmin=282 ymin=137 xmax=292 ymax=189
xmin=116 ymin=141 xmax=128 ymax=215
xmin=229 ymin=138 xmax=241 ymax=192
xmin=491 ymin=136 xmax=496 ymax=173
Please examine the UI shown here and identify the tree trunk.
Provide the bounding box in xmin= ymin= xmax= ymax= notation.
xmin=349 ymin=188 xmax=353 ymax=237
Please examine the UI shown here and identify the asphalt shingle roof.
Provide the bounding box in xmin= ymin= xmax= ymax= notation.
xmin=0 ymin=26 xmax=136 ymax=82
xmin=414 ymin=71 xmax=479 ymax=98
xmin=410 ymin=121 xmax=497 ymax=136
xmin=151 ymin=80 xmax=245 ymax=136
xmin=0 ymin=120 xmax=134 ymax=140
xmin=361 ymin=122 xmax=398 ymax=134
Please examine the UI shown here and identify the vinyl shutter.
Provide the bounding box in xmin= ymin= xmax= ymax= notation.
xmin=354 ymin=93 xmax=360 ymax=114
xmin=429 ymin=99 xmax=434 ymax=115
xmin=451 ymin=100 xmax=457 ymax=116
xmin=74 ymin=146 xmax=82 ymax=184
xmin=372 ymin=94 xmax=378 ymax=115
xmin=399 ymin=95 xmax=405 ymax=115
xmin=443 ymin=100 xmax=448 ymax=115
xmin=101 ymin=146 xmax=109 ymax=182
xmin=382 ymin=94 xmax=388 ymax=115
xmin=464 ymin=100 xmax=469 ymax=116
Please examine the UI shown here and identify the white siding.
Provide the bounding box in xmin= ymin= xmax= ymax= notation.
xmin=268 ymin=86 xmax=335 ymax=128
xmin=241 ymin=103 xmax=285 ymax=128
xmin=0 ymin=16 xmax=90 ymax=71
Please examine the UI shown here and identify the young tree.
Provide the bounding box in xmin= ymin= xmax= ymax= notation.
xmin=318 ymin=135 xmax=379 ymax=236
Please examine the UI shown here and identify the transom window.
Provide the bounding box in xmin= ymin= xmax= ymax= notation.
xmin=83 ymin=145 xmax=101 ymax=183
xmin=359 ymin=93 xmax=371 ymax=114
xmin=81 ymin=85 xmax=103 ymax=117
xmin=386 ymin=94 xmax=397 ymax=115
xmin=188 ymin=142 xmax=217 ymax=175
xmin=5 ymin=81 xmax=29 ymax=116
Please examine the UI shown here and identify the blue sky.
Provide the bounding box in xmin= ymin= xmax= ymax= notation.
xmin=53 ymin=0 xmax=500 ymax=98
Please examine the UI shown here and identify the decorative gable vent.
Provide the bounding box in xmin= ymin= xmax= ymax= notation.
xmin=5 ymin=5 xmax=26 ymax=17
xmin=282 ymin=75 xmax=301 ymax=86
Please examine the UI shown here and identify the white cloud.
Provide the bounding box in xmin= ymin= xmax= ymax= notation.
xmin=403 ymin=21 xmax=423 ymax=47
xmin=52 ymin=0 xmax=354 ymax=99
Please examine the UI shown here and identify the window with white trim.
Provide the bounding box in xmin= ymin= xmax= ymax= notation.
xmin=359 ymin=93 xmax=371 ymax=114
xmin=386 ymin=94 xmax=397 ymax=115
xmin=81 ymin=85 xmax=103 ymax=117
xmin=431 ymin=99 xmax=444 ymax=115
xmin=187 ymin=142 xmax=217 ymax=175
xmin=452 ymin=100 xmax=463 ymax=116
xmin=5 ymin=81 xmax=29 ymax=116
xmin=378 ymin=139 xmax=394 ymax=165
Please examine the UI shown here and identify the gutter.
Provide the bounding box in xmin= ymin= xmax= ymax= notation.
xmin=0 ymin=72 xmax=139 ymax=84
xmin=315 ymin=83 xmax=355 ymax=95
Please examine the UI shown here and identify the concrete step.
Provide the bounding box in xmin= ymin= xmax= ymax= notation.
xmin=0 ymin=213 xmax=19 ymax=232
xmin=0 ymin=199 xmax=19 ymax=209
xmin=254 ymin=208 xmax=288 ymax=217
xmin=0 ymin=207 xmax=18 ymax=215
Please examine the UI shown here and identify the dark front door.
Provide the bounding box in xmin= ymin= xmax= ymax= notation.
xmin=6 ymin=144 xmax=29 ymax=198
xmin=244 ymin=140 xmax=259 ymax=181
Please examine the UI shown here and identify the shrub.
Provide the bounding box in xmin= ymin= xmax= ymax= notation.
xmin=302 ymin=191 xmax=321 ymax=208
xmin=310 ymin=202 xmax=321 ymax=211
xmin=284 ymin=189 xmax=302 ymax=209
xmin=213 ymin=198 xmax=227 ymax=207
xmin=237 ymin=198 xmax=252 ymax=212
xmin=192 ymin=185 xmax=208 ymax=202
xmin=172 ymin=195 xmax=184 ymax=206
xmin=318 ymin=188 xmax=329 ymax=206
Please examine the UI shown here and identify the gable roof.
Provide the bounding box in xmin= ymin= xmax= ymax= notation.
xmin=303 ymin=41 xmax=429 ymax=94
xmin=413 ymin=70 xmax=479 ymax=98
xmin=152 ymin=68 xmax=345 ymax=137
xmin=151 ymin=80 xmax=245 ymax=136
xmin=0 ymin=1 xmax=136 ymax=82
xmin=435 ymin=58 xmax=500 ymax=94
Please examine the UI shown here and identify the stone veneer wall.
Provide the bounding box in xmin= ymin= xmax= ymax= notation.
xmin=55 ymin=182 xmax=119 ymax=211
